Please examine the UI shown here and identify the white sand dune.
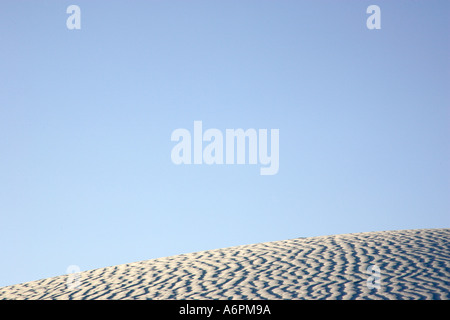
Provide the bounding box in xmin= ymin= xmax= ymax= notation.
xmin=1 ymin=228 xmax=449 ymax=300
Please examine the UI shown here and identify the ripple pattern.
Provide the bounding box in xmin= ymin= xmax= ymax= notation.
xmin=1 ymin=229 xmax=449 ymax=300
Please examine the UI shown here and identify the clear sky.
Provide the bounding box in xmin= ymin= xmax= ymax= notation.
xmin=0 ymin=0 xmax=449 ymax=288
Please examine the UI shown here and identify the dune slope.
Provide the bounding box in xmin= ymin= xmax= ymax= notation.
xmin=1 ymin=228 xmax=449 ymax=300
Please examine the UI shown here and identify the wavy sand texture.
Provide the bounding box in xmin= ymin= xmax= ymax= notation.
xmin=1 ymin=229 xmax=449 ymax=300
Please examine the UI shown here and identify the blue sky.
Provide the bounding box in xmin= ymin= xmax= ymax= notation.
xmin=0 ymin=0 xmax=449 ymax=288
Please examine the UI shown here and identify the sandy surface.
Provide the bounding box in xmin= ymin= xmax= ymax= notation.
xmin=1 ymin=228 xmax=449 ymax=300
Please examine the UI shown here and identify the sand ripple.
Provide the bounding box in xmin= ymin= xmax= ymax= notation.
xmin=1 ymin=228 xmax=449 ymax=300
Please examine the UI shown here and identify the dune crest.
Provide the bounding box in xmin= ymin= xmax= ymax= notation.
xmin=1 ymin=228 xmax=449 ymax=300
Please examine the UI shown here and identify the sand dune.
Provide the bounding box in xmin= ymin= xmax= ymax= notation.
xmin=1 ymin=228 xmax=449 ymax=300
